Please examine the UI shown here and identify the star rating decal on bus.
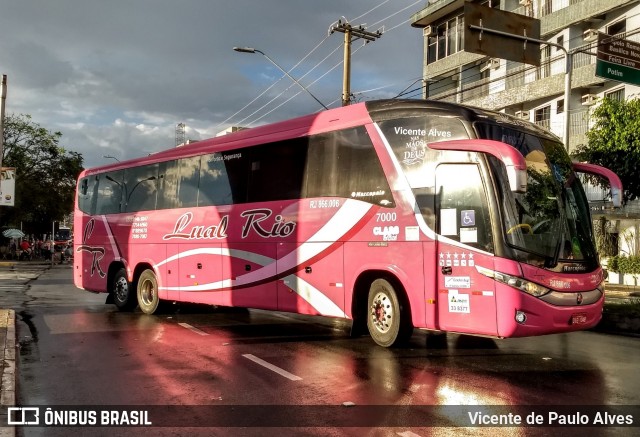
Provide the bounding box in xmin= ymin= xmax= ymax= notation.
xmin=439 ymin=251 xmax=475 ymax=267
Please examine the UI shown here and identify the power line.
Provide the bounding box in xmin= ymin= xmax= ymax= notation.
xmin=352 ymin=0 xmax=392 ymax=22
xmin=248 ymin=44 xmax=368 ymax=125
xmin=225 ymin=0 xmax=420 ymax=125
xmin=215 ymin=35 xmax=332 ymax=131
xmin=236 ymin=43 xmax=344 ymax=127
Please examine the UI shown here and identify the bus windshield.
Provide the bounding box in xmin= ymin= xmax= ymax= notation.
xmin=475 ymin=122 xmax=596 ymax=266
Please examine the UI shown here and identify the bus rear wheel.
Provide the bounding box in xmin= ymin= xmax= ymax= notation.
xmin=366 ymin=278 xmax=412 ymax=347
xmin=137 ymin=269 xmax=160 ymax=315
xmin=112 ymin=268 xmax=136 ymax=311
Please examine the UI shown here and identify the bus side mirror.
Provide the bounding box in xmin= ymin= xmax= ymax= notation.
xmin=428 ymin=139 xmax=527 ymax=193
xmin=572 ymin=162 xmax=623 ymax=208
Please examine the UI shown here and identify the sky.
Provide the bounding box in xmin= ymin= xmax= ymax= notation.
xmin=0 ymin=0 xmax=425 ymax=168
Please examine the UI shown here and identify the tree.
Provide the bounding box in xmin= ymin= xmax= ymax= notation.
xmin=573 ymin=97 xmax=640 ymax=203
xmin=1 ymin=114 xmax=83 ymax=234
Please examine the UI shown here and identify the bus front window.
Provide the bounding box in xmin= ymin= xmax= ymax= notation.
xmin=476 ymin=122 xmax=597 ymax=268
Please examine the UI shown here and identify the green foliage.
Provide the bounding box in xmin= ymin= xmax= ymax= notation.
xmin=601 ymin=299 xmax=640 ymax=323
xmin=1 ymin=114 xmax=84 ymax=234
xmin=573 ymin=97 xmax=640 ymax=202
xmin=608 ymin=255 xmax=640 ymax=275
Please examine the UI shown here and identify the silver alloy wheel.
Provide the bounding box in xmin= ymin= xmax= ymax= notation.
xmin=139 ymin=276 xmax=155 ymax=307
xmin=370 ymin=290 xmax=394 ymax=334
xmin=114 ymin=276 xmax=129 ymax=303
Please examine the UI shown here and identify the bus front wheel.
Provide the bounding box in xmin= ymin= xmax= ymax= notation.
xmin=112 ymin=268 xmax=136 ymax=311
xmin=137 ymin=269 xmax=160 ymax=315
xmin=366 ymin=278 xmax=412 ymax=347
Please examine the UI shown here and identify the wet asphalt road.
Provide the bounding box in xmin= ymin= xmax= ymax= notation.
xmin=2 ymin=263 xmax=640 ymax=436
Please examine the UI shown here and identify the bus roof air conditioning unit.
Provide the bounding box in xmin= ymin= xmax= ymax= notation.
xmin=423 ymin=25 xmax=433 ymax=37
xmin=515 ymin=110 xmax=530 ymax=119
xmin=582 ymin=93 xmax=598 ymax=105
xmin=583 ymin=29 xmax=598 ymax=42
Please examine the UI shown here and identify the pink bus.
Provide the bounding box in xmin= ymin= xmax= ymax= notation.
xmin=74 ymin=100 xmax=622 ymax=347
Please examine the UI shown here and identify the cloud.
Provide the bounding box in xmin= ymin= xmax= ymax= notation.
xmin=0 ymin=0 xmax=424 ymax=168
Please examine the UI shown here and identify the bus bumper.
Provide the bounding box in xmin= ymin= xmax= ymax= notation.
xmin=496 ymin=287 xmax=604 ymax=338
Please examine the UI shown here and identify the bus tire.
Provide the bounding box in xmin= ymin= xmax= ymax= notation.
xmin=137 ymin=269 xmax=160 ymax=315
xmin=366 ymin=278 xmax=412 ymax=347
xmin=112 ymin=268 xmax=136 ymax=311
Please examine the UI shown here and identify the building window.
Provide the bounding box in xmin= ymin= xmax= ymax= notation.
xmin=534 ymin=106 xmax=551 ymax=130
xmin=605 ymin=88 xmax=625 ymax=102
xmin=427 ymin=15 xmax=463 ymax=64
xmin=557 ymin=99 xmax=564 ymax=114
xmin=608 ymin=20 xmax=626 ymax=36
xmin=540 ymin=45 xmax=551 ymax=78
xmin=556 ymin=36 xmax=564 ymax=53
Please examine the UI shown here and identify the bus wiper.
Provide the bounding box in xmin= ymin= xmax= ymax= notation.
xmin=546 ymin=233 xmax=565 ymax=268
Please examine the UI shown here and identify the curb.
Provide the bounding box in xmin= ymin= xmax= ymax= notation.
xmin=0 ymin=309 xmax=15 ymax=437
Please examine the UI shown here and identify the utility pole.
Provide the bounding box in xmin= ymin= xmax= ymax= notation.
xmin=0 ymin=75 xmax=6 ymax=221
xmin=330 ymin=19 xmax=381 ymax=106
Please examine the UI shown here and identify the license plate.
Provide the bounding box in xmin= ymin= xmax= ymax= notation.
xmin=571 ymin=313 xmax=587 ymax=325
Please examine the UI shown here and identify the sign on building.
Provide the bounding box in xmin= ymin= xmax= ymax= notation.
xmin=464 ymin=3 xmax=541 ymax=66
xmin=596 ymin=32 xmax=640 ymax=86
xmin=0 ymin=167 xmax=16 ymax=206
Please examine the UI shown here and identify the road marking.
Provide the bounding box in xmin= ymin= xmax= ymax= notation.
xmin=242 ymin=354 xmax=302 ymax=381
xmin=178 ymin=322 xmax=209 ymax=336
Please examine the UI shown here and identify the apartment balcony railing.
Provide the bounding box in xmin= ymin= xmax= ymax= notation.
xmin=515 ymin=0 xmax=585 ymax=19
xmin=534 ymin=119 xmax=551 ymax=131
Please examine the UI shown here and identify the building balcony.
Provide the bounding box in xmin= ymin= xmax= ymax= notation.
xmin=413 ymin=0 xmax=637 ymax=36
xmin=429 ymin=50 xmax=602 ymax=108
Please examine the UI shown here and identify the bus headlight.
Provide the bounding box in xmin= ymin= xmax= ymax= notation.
xmin=475 ymin=265 xmax=551 ymax=297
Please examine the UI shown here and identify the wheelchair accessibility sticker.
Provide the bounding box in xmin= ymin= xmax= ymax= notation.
xmin=461 ymin=210 xmax=475 ymax=227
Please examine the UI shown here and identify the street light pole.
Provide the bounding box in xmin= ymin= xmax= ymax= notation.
xmin=233 ymin=47 xmax=329 ymax=110
xmin=103 ymin=155 xmax=120 ymax=162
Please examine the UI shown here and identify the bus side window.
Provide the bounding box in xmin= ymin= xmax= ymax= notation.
xmin=199 ymin=153 xmax=236 ymax=206
xmin=96 ymin=171 xmax=124 ymax=215
xmin=123 ymin=164 xmax=159 ymax=213
xmin=304 ymin=126 xmax=393 ymax=206
xmin=158 ymin=156 xmax=199 ymax=209
xmin=248 ymin=139 xmax=306 ymax=202
xmin=78 ymin=176 xmax=98 ymax=215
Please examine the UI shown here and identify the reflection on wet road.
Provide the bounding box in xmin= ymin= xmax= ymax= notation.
xmin=9 ymin=265 xmax=640 ymax=436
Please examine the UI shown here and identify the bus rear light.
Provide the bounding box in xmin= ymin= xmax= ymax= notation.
xmin=476 ymin=265 xmax=551 ymax=297
xmin=515 ymin=311 xmax=527 ymax=324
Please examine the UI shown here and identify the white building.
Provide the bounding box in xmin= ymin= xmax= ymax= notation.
xmin=411 ymin=0 xmax=640 ymax=282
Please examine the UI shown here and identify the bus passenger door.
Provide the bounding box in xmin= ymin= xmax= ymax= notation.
xmin=435 ymin=163 xmax=498 ymax=336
